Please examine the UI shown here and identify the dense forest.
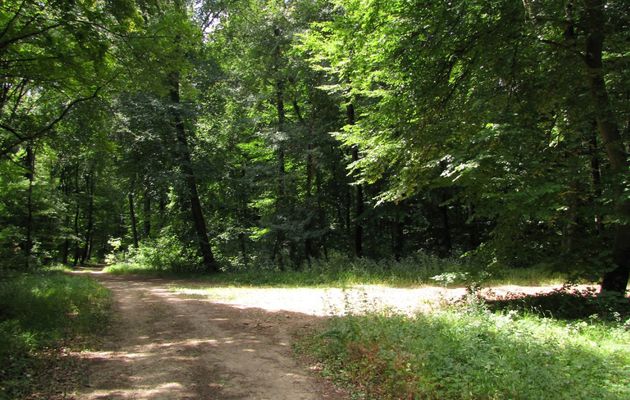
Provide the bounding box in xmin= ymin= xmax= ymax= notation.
xmin=1 ymin=0 xmax=628 ymax=293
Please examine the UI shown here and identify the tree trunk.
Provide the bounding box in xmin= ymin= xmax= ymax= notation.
xmin=80 ymin=172 xmax=95 ymax=264
xmin=61 ymin=167 xmax=70 ymax=264
xmin=584 ymin=0 xmax=630 ymax=294
xmin=158 ymin=193 xmax=166 ymax=230
xmin=347 ymin=102 xmax=363 ymax=257
xmin=272 ymin=26 xmax=287 ymax=268
xmin=72 ymin=167 xmax=81 ymax=267
xmin=143 ymin=188 xmax=151 ymax=238
xmin=393 ymin=213 xmax=405 ymax=262
xmin=24 ymin=144 xmax=35 ymax=268
xmin=128 ymin=191 xmax=139 ymax=248
xmin=168 ymin=71 xmax=218 ymax=273
xmin=589 ymin=127 xmax=603 ymax=233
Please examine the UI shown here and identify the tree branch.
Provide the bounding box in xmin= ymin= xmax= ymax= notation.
xmin=0 ymin=86 xmax=104 ymax=156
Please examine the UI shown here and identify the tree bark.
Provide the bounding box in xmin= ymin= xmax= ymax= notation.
xmin=272 ymin=26 xmax=287 ymax=268
xmin=438 ymin=201 xmax=452 ymax=257
xmin=24 ymin=144 xmax=34 ymax=268
xmin=128 ymin=191 xmax=139 ymax=248
xmin=60 ymin=167 xmax=70 ymax=264
xmin=72 ymin=167 xmax=81 ymax=267
xmin=168 ymin=71 xmax=218 ymax=273
xmin=347 ymin=102 xmax=363 ymax=258
xmin=589 ymin=127 xmax=603 ymax=233
xmin=80 ymin=171 xmax=95 ymax=264
xmin=583 ymin=0 xmax=630 ymax=294
xmin=143 ymin=188 xmax=151 ymax=238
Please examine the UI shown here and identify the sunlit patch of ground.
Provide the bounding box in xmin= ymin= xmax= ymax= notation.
xmin=168 ymin=284 xmax=599 ymax=316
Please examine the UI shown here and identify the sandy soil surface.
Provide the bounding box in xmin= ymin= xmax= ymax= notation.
xmin=72 ymin=270 xmax=594 ymax=399
xmin=72 ymin=272 xmax=346 ymax=400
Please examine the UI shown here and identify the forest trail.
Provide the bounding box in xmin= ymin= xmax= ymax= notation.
xmin=72 ymin=270 xmax=584 ymax=399
xmin=72 ymin=271 xmax=346 ymax=400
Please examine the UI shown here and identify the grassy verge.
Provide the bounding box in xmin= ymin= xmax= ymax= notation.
xmin=296 ymin=303 xmax=630 ymax=400
xmin=0 ymin=269 xmax=111 ymax=399
xmin=104 ymin=253 xmax=569 ymax=288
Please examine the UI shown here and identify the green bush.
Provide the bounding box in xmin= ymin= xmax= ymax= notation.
xmin=298 ymin=307 xmax=630 ymax=399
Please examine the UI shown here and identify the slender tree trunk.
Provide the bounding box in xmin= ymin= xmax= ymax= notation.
xmin=72 ymin=166 xmax=81 ymax=266
xmin=128 ymin=191 xmax=139 ymax=248
xmin=61 ymin=167 xmax=70 ymax=264
xmin=272 ymin=26 xmax=287 ymax=268
xmin=24 ymin=144 xmax=35 ymax=268
xmin=438 ymin=202 xmax=452 ymax=257
xmin=143 ymin=188 xmax=151 ymax=238
xmin=168 ymin=71 xmax=218 ymax=273
xmin=294 ymin=99 xmax=318 ymax=261
xmin=80 ymin=172 xmax=95 ymax=264
xmin=158 ymin=193 xmax=166 ymax=230
xmin=239 ymin=232 xmax=249 ymax=268
xmin=584 ymin=0 xmax=630 ymax=294
xmin=347 ymin=102 xmax=363 ymax=257
xmin=316 ymin=168 xmax=328 ymax=260
xmin=393 ymin=213 xmax=405 ymax=262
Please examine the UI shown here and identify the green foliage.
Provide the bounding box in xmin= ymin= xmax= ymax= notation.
xmin=108 ymin=234 xmax=204 ymax=274
xmin=0 ymin=270 xmax=111 ymax=398
xmin=298 ymin=307 xmax=630 ymax=399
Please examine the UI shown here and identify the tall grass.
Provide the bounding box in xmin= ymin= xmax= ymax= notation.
xmin=0 ymin=270 xmax=111 ymax=398
xmin=105 ymin=250 xmax=571 ymax=288
xmin=297 ymin=305 xmax=630 ymax=399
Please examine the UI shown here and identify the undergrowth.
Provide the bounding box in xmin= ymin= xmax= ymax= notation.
xmin=0 ymin=269 xmax=111 ymax=399
xmin=105 ymin=251 xmax=568 ymax=288
xmin=296 ymin=297 xmax=630 ymax=400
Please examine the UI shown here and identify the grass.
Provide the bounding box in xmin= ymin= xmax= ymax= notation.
xmin=104 ymin=252 xmax=571 ymax=288
xmin=296 ymin=302 xmax=630 ymax=400
xmin=0 ymin=268 xmax=111 ymax=399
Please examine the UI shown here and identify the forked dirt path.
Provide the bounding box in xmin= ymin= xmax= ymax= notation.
xmin=73 ymin=272 xmax=346 ymax=400
xmin=73 ymin=270 xmax=592 ymax=399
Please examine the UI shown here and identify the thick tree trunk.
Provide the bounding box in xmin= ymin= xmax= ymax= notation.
xmin=347 ymin=102 xmax=363 ymax=257
xmin=168 ymin=71 xmax=218 ymax=273
xmin=584 ymin=0 xmax=630 ymax=294
xmin=589 ymin=128 xmax=603 ymax=233
xmin=128 ymin=191 xmax=139 ymax=248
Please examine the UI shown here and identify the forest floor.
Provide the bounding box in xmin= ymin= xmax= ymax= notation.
xmin=70 ymin=269 xmax=593 ymax=399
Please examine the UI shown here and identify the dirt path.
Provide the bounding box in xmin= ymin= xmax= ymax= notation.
xmin=73 ymin=271 xmax=594 ymax=399
xmin=73 ymin=272 xmax=346 ymax=400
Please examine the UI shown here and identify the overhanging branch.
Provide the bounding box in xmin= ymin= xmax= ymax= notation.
xmin=0 ymin=86 xmax=104 ymax=156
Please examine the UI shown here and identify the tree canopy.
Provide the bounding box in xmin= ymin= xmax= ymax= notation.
xmin=1 ymin=0 xmax=628 ymax=293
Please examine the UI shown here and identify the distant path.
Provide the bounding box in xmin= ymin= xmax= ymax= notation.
xmin=72 ymin=270 xmax=593 ymax=399
xmin=73 ymin=271 xmax=346 ymax=400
